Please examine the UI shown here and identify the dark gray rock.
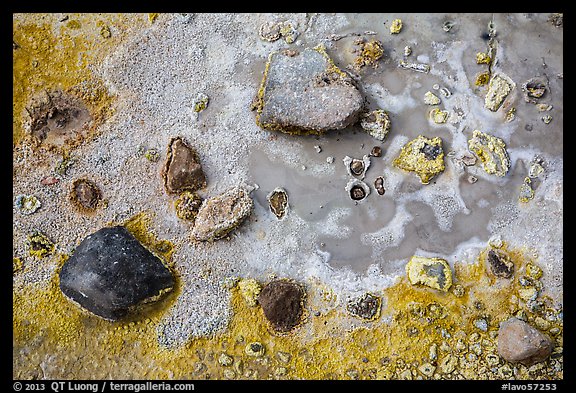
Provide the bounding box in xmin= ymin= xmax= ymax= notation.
xmin=59 ymin=226 xmax=175 ymax=320
xmin=253 ymin=45 xmax=365 ymax=134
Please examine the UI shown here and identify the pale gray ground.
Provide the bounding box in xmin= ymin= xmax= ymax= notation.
xmin=13 ymin=13 xmax=563 ymax=347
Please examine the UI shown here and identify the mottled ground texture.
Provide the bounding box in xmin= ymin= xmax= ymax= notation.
xmin=13 ymin=13 xmax=562 ymax=380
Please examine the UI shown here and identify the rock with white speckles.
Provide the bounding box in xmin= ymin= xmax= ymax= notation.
xmin=191 ymin=186 xmax=253 ymax=241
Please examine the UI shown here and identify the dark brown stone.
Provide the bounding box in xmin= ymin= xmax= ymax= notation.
xmin=374 ymin=176 xmax=385 ymax=195
xmin=350 ymin=159 xmax=365 ymax=176
xmin=371 ymin=146 xmax=382 ymax=157
xmin=487 ymin=249 xmax=514 ymax=278
xmin=350 ymin=185 xmax=366 ymax=200
xmin=258 ymin=279 xmax=305 ymax=332
xmin=163 ymin=137 xmax=206 ymax=194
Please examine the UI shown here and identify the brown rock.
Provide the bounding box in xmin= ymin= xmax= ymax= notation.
xmin=70 ymin=179 xmax=102 ymax=211
xmin=497 ymin=317 xmax=554 ymax=366
xmin=258 ymin=279 xmax=305 ymax=332
xmin=162 ymin=137 xmax=206 ymax=194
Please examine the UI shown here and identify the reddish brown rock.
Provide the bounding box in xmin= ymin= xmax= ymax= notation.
xmin=162 ymin=137 xmax=206 ymax=194
xmin=497 ymin=317 xmax=554 ymax=366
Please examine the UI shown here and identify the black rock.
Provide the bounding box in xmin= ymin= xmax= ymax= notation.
xmin=59 ymin=226 xmax=175 ymax=320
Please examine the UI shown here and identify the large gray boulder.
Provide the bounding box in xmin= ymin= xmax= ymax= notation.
xmin=253 ymin=45 xmax=365 ymax=134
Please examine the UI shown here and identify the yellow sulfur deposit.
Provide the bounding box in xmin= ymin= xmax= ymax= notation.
xmin=406 ymin=256 xmax=453 ymax=292
xmin=468 ymin=130 xmax=510 ymax=177
xmin=393 ymin=135 xmax=445 ymax=184
xmin=390 ymin=19 xmax=403 ymax=34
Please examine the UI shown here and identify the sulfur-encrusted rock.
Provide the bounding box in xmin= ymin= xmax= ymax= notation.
xmin=238 ymin=278 xmax=262 ymax=307
xmin=468 ymin=130 xmax=510 ymax=177
xmin=406 ymin=256 xmax=453 ymax=292
xmin=162 ymin=137 xmax=207 ymax=194
xmin=258 ymin=279 xmax=305 ymax=332
xmin=497 ymin=317 xmax=554 ymax=366
xmin=253 ymin=45 xmax=364 ymax=134
xmin=59 ymin=226 xmax=175 ymax=321
xmin=485 ymin=73 xmax=515 ymax=112
xmin=360 ymin=109 xmax=391 ymax=141
xmin=393 ymin=135 xmax=445 ymax=184
xmin=191 ymin=186 xmax=253 ymax=241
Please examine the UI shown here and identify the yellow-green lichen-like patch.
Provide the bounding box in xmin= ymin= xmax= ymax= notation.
xmin=393 ymin=135 xmax=445 ymax=184
xmin=144 ymin=148 xmax=160 ymax=162
xmin=27 ymin=231 xmax=55 ymax=259
xmin=14 ymin=194 xmax=42 ymax=215
xmin=354 ymin=40 xmax=384 ymax=70
xmin=424 ymin=91 xmax=441 ymax=105
xmin=476 ymin=52 xmax=492 ymax=64
xmin=193 ymin=93 xmax=209 ymax=113
xmin=390 ymin=19 xmax=403 ymax=34
xmin=13 ymin=257 xmax=23 ymax=274
xmin=430 ymin=108 xmax=449 ymax=124
xmin=279 ymin=20 xmax=299 ymax=44
xmin=406 ymin=256 xmax=453 ymax=292
xmin=475 ymin=71 xmax=491 ymax=86
xmin=174 ymin=191 xmax=203 ymax=222
xmin=238 ymin=278 xmax=262 ymax=307
xmin=505 ymin=107 xmax=516 ymax=122
xmin=122 ymin=211 xmax=175 ymax=267
xmin=148 ymin=13 xmax=160 ymax=23
xmin=468 ymin=130 xmax=510 ymax=177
